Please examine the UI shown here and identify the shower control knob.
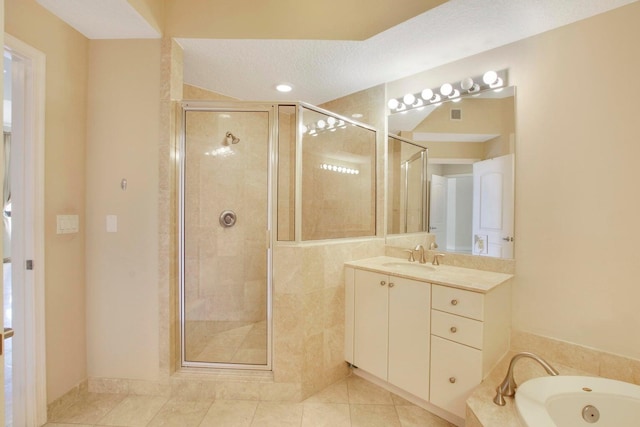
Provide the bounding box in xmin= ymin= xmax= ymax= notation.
xmin=219 ymin=210 xmax=237 ymax=228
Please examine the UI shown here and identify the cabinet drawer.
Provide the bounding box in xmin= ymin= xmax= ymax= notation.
xmin=430 ymin=335 xmax=482 ymax=418
xmin=432 ymin=285 xmax=484 ymax=320
xmin=431 ymin=309 xmax=483 ymax=349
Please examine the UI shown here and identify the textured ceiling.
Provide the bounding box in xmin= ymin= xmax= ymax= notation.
xmin=34 ymin=0 xmax=638 ymax=105
xmin=180 ymin=0 xmax=637 ymax=104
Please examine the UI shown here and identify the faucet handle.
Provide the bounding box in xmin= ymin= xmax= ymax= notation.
xmin=432 ymin=253 xmax=445 ymax=266
xmin=403 ymin=249 xmax=415 ymax=262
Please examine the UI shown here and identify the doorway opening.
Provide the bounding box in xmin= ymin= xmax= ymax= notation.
xmin=3 ymin=34 xmax=47 ymax=427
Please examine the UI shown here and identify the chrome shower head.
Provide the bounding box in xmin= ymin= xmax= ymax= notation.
xmin=225 ymin=131 xmax=240 ymax=144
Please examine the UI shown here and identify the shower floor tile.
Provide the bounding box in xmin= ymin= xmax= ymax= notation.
xmin=185 ymin=320 xmax=268 ymax=365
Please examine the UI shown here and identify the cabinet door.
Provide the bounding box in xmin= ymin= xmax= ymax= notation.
xmin=430 ymin=335 xmax=482 ymax=417
xmin=354 ymin=269 xmax=389 ymax=380
xmin=388 ymin=277 xmax=430 ymax=401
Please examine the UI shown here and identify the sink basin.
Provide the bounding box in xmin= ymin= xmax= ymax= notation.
xmin=381 ymin=262 xmax=436 ymax=273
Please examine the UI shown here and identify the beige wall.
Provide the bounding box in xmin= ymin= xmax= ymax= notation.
xmin=5 ymin=0 xmax=89 ymax=403
xmin=85 ymin=40 xmax=161 ymax=381
xmin=409 ymin=96 xmax=515 ymax=161
xmin=388 ymin=2 xmax=640 ymax=361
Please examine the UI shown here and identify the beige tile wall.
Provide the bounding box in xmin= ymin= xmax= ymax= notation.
xmin=183 ymin=110 xmax=269 ymax=323
xmin=300 ymin=108 xmax=377 ymax=241
xmin=273 ymin=238 xmax=386 ymax=399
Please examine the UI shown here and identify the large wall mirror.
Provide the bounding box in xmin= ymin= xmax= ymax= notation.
xmin=387 ymin=86 xmax=516 ymax=259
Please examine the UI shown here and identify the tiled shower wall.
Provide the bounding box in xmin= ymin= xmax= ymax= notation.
xmin=272 ymin=238 xmax=385 ymax=399
xmin=183 ymin=110 xmax=268 ymax=323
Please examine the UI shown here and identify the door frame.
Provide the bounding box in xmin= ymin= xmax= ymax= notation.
xmin=4 ymin=33 xmax=47 ymax=426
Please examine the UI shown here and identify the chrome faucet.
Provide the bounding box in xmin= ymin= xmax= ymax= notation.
xmin=493 ymin=352 xmax=559 ymax=406
xmin=414 ymin=244 xmax=427 ymax=264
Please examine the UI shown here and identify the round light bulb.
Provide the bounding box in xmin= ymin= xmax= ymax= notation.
xmin=440 ymin=83 xmax=453 ymax=96
xmin=421 ymin=88 xmax=433 ymax=101
xmin=387 ymin=98 xmax=400 ymax=110
xmin=460 ymin=77 xmax=474 ymax=90
xmin=483 ymin=71 xmax=498 ymax=85
xmin=327 ymin=117 xmax=336 ymax=126
xmin=403 ymin=93 xmax=416 ymax=105
xmin=317 ymin=119 xmax=326 ymax=129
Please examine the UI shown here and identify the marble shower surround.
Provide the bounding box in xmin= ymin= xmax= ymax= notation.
xmin=156 ymin=49 xmax=389 ymax=403
xmin=183 ymin=110 xmax=268 ymax=324
xmin=87 ymin=238 xmax=386 ymax=402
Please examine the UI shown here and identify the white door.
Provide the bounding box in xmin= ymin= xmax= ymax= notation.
xmin=4 ymin=35 xmax=47 ymax=427
xmin=429 ymin=174 xmax=447 ymax=248
xmin=472 ymin=154 xmax=514 ymax=258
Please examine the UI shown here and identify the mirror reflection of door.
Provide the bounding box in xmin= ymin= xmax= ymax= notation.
xmin=404 ymin=152 xmax=426 ymax=233
xmin=429 ymin=172 xmax=473 ymax=254
xmin=472 ymin=153 xmax=514 ymax=258
xmin=429 ymin=174 xmax=447 ymax=246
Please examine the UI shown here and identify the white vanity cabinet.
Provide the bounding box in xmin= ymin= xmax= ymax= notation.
xmin=345 ymin=268 xmax=431 ymax=401
xmin=345 ymin=256 xmax=512 ymax=425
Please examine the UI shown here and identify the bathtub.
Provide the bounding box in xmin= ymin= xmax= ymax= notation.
xmin=515 ymin=376 xmax=640 ymax=426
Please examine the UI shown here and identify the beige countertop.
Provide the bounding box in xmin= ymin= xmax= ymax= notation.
xmin=345 ymin=256 xmax=512 ymax=293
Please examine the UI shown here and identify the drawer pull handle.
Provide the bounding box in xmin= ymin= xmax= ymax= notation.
xmin=380 ymin=281 xmax=386 ymax=286
xmin=449 ymin=377 xmax=456 ymax=384
xmin=451 ymin=299 xmax=458 ymax=306
xmin=450 ymin=327 xmax=457 ymax=333
xmin=389 ymin=283 xmax=395 ymax=288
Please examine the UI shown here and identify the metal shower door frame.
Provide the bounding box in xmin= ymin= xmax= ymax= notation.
xmin=178 ymin=101 xmax=276 ymax=371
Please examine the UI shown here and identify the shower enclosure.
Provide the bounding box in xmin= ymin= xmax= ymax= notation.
xmin=179 ymin=101 xmax=377 ymax=370
xmin=180 ymin=103 xmax=273 ymax=369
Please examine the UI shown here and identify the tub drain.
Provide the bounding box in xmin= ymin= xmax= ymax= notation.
xmin=582 ymin=405 xmax=600 ymax=423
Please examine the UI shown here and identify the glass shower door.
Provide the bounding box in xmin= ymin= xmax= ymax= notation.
xmin=181 ymin=106 xmax=271 ymax=368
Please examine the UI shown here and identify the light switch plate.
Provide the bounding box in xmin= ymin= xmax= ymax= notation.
xmin=56 ymin=215 xmax=79 ymax=234
xmin=106 ymin=215 xmax=118 ymax=233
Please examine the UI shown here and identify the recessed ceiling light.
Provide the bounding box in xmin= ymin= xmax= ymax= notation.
xmin=276 ymin=84 xmax=293 ymax=93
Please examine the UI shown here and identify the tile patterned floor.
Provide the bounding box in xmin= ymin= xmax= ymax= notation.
xmin=44 ymin=375 xmax=456 ymax=427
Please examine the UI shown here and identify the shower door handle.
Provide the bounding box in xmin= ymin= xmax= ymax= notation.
xmin=0 ymin=327 xmax=14 ymax=356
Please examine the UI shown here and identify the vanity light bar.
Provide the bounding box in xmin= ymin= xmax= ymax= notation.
xmin=301 ymin=117 xmax=348 ymax=137
xmin=388 ymin=69 xmax=508 ymax=113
